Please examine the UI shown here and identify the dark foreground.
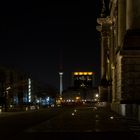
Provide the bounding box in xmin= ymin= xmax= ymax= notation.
xmin=0 ymin=106 xmax=140 ymax=140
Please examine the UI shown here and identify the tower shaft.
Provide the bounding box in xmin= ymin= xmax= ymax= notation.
xmin=59 ymin=72 xmax=63 ymax=97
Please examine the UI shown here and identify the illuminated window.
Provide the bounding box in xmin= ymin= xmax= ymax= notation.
xmin=88 ymin=72 xmax=93 ymax=75
xmin=76 ymin=96 xmax=80 ymax=100
xmin=74 ymin=72 xmax=78 ymax=75
xmin=79 ymin=72 xmax=83 ymax=75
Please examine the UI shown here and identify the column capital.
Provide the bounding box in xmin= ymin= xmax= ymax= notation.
xmin=97 ymin=17 xmax=113 ymax=37
xmin=97 ymin=17 xmax=112 ymax=25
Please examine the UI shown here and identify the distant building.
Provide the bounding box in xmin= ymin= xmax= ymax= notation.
xmin=0 ymin=66 xmax=57 ymax=111
xmin=0 ymin=66 xmax=30 ymax=111
xmin=72 ymin=72 xmax=95 ymax=89
xmin=62 ymin=72 xmax=97 ymax=102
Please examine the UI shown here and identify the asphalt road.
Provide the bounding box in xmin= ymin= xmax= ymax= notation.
xmin=0 ymin=106 xmax=139 ymax=140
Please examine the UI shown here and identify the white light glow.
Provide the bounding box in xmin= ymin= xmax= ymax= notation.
xmin=110 ymin=116 xmax=114 ymax=120
xmin=72 ymin=113 xmax=75 ymax=116
xmin=46 ymin=97 xmax=50 ymax=101
xmin=95 ymin=94 xmax=99 ymax=98
xmin=59 ymin=72 xmax=63 ymax=75
xmin=6 ymin=86 xmax=11 ymax=90
xmin=36 ymin=99 xmax=40 ymax=103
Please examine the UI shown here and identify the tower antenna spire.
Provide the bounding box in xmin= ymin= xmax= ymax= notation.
xmin=59 ymin=47 xmax=63 ymax=72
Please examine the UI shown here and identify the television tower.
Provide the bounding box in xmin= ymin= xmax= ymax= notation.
xmin=59 ymin=47 xmax=63 ymax=97
xmin=59 ymin=72 xmax=63 ymax=97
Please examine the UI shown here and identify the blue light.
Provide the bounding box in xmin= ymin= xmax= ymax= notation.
xmin=46 ymin=97 xmax=50 ymax=102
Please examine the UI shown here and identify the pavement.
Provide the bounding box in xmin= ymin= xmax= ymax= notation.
xmin=18 ymin=106 xmax=140 ymax=140
xmin=0 ymin=106 xmax=140 ymax=140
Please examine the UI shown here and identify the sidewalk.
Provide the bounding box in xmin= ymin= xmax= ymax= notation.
xmin=0 ymin=110 xmax=32 ymax=117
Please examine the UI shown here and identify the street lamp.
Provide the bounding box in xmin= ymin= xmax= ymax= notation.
xmin=94 ymin=93 xmax=99 ymax=102
xmin=5 ymin=86 xmax=11 ymax=112
xmin=95 ymin=94 xmax=99 ymax=98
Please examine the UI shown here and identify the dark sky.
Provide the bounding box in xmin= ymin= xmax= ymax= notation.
xmin=0 ymin=0 xmax=101 ymax=89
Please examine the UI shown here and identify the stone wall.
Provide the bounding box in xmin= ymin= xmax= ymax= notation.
xmin=120 ymin=55 xmax=140 ymax=102
xmin=111 ymin=103 xmax=140 ymax=122
xmin=115 ymin=53 xmax=122 ymax=102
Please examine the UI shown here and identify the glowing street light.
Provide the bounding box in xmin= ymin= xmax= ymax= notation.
xmin=76 ymin=96 xmax=80 ymax=100
xmin=95 ymin=94 xmax=99 ymax=98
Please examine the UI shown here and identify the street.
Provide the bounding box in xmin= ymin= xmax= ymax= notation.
xmin=0 ymin=106 xmax=139 ymax=140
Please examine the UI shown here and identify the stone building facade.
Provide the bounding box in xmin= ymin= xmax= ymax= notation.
xmin=97 ymin=0 xmax=140 ymax=119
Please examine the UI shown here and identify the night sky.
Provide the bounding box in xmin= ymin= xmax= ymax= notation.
xmin=0 ymin=0 xmax=101 ymax=90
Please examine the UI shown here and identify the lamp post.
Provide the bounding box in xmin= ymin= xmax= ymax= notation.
xmin=5 ymin=86 xmax=11 ymax=112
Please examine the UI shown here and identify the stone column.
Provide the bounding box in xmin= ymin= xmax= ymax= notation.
xmin=96 ymin=17 xmax=112 ymax=102
xmin=101 ymin=35 xmax=107 ymax=79
xmin=126 ymin=0 xmax=133 ymax=30
xmin=118 ymin=0 xmax=126 ymax=47
xmin=126 ymin=0 xmax=140 ymax=30
xmin=97 ymin=17 xmax=112 ymax=80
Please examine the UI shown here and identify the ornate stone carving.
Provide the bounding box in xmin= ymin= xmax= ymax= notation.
xmin=97 ymin=17 xmax=112 ymax=25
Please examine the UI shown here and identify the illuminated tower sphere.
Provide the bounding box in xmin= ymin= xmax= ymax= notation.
xmin=59 ymin=72 xmax=63 ymax=97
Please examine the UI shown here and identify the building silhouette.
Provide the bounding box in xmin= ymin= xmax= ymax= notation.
xmin=0 ymin=66 xmax=56 ymax=111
